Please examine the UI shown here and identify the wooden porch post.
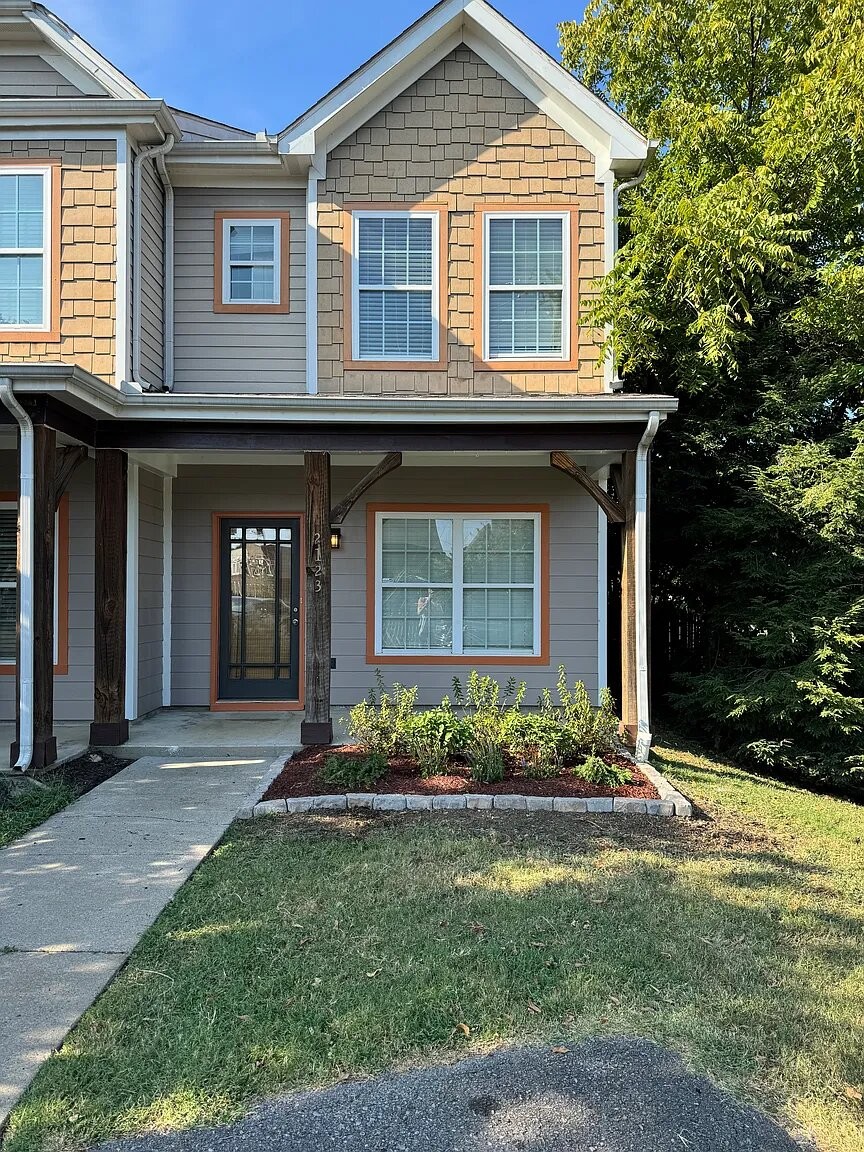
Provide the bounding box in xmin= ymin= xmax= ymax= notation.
xmin=300 ymin=451 xmax=333 ymax=744
xmin=619 ymin=450 xmax=638 ymax=744
xmin=12 ymin=424 xmax=58 ymax=769
xmin=90 ymin=449 xmax=129 ymax=746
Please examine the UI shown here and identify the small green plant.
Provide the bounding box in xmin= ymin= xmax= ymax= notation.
xmin=464 ymin=726 xmax=505 ymax=784
xmin=347 ymin=672 xmax=418 ymax=755
xmin=571 ymin=754 xmax=632 ymax=789
xmin=405 ymin=707 xmax=467 ymax=777
xmin=317 ymin=752 xmax=387 ymax=791
xmin=505 ymin=711 xmax=568 ymax=777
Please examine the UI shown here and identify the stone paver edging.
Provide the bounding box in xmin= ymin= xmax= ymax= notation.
xmin=247 ymin=761 xmax=692 ymax=819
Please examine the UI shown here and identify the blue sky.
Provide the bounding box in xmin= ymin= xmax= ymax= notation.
xmin=51 ymin=1 xmax=584 ymax=133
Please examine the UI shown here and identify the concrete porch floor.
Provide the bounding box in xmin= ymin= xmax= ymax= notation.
xmin=0 ymin=708 xmax=316 ymax=768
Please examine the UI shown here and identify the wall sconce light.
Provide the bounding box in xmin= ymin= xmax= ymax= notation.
xmin=330 ymin=527 xmax=342 ymax=550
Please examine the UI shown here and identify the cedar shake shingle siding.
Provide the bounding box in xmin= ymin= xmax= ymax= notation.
xmin=317 ymin=45 xmax=606 ymax=397
xmin=0 ymin=138 xmax=116 ymax=382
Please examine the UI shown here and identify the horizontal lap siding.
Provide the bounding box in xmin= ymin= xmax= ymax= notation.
xmin=173 ymin=187 xmax=306 ymax=393
xmin=0 ymin=55 xmax=85 ymax=97
xmin=170 ymin=464 xmax=598 ymax=708
xmin=137 ymin=468 xmax=163 ymax=716
xmin=0 ymin=452 xmax=95 ymax=722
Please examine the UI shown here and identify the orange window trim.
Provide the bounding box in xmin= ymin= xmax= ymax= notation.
xmin=365 ymin=502 xmax=550 ymax=667
xmin=342 ymin=201 xmax=449 ymax=372
xmin=0 ymin=157 xmax=61 ymax=344
xmin=472 ymin=202 xmax=581 ymax=373
xmin=0 ymin=491 xmax=70 ymax=676
xmin=209 ymin=511 xmax=305 ymax=712
xmin=213 ymin=210 xmax=291 ymax=314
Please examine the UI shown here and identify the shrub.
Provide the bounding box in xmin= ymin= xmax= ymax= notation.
xmin=347 ymin=673 xmax=418 ymax=755
xmin=317 ymin=752 xmax=387 ymax=791
xmin=571 ymin=754 xmax=632 ymax=789
xmin=405 ymin=707 xmax=467 ymax=777
xmin=505 ymin=711 xmax=569 ymax=777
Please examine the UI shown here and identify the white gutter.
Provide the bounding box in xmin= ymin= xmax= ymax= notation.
xmin=0 ymin=380 xmax=34 ymax=772
xmin=634 ymin=410 xmax=661 ymax=762
xmin=129 ymin=134 xmax=175 ymax=391
xmin=155 ymin=147 xmax=176 ymax=391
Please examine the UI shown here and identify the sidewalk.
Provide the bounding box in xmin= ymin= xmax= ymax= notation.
xmin=0 ymin=752 xmax=284 ymax=1127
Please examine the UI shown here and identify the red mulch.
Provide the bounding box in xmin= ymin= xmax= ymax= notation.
xmin=262 ymin=744 xmax=659 ymax=801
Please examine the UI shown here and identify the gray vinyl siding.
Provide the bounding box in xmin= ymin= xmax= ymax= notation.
xmin=0 ymin=452 xmax=95 ymax=723
xmin=0 ymin=55 xmax=85 ymax=97
xmin=138 ymin=158 xmax=165 ymax=387
xmin=137 ymin=467 xmax=163 ymax=716
xmin=171 ymin=464 xmax=599 ymax=708
xmin=172 ymin=187 xmax=306 ymax=393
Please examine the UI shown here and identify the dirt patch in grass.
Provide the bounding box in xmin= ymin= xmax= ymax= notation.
xmin=262 ymin=744 xmax=659 ymax=801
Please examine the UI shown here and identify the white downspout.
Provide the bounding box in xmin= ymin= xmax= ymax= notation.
xmin=0 ymin=380 xmax=34 ymax=772
xmin=634 ymin=410 xmax=661 ymax=762
xmin=130 ymin=134 xmax=175 ymax=391
xmin=155 ymin=148 xmax=175 ymax=391
xmin=605 ymin=169 xmax=648 ymax=392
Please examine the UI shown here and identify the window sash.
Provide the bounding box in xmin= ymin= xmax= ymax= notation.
xmin=221 ymin=218 xmax=281 ymax=305
xmin=482 ymin=212 xmax=569 ymax=361
xmin=0 ymin=167 xmax=52 ymax=331
xmin=374 ymin=511 xmax=541 ymax=657
xmin=0 ymin=500 xmax=60 ymax=664
xmin=351 ymin=211 xmax=439 ymax=362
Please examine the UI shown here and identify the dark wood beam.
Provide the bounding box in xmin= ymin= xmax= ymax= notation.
xmin=619 ymin=451 xmax=637 ymax=745
xmin=90 ymin=449 xmax=128 ymax=746
xmin=330 ymin=452 xmax=402 ymax=525
xmin=300 ymin=452 xmax=332 ymax=745
xmin=54 ymin=445 xmax=87 ymax=506
xmin=12 ymin=425 xmax=59 ymax=769
xmin=96 ymin=421 xmax=648 ymax=454
xmin=550 ymin=451 xmax=625 ymax=523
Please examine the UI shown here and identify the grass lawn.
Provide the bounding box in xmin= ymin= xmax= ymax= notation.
xmin=5 ymin=740 xmax=863 ymax=1152
xmin=0 ymin=778 xmax=77 ymax=849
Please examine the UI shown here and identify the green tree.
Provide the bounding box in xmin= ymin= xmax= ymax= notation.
xmin=560 ymin=0 xmax=864 ymax=784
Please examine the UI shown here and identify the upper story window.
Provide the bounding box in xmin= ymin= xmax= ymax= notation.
xmin=0 ymin=165 xmax=54 ymax=334
xmin=350 ymin=209 xmax=442 ymax=364
xmin=482 ymin=211 xmax=570 ymax=362
xmin=214 ymin=211 xmax=290 ymax=314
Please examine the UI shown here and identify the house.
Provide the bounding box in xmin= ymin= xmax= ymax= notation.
xmin=0 ymin=0 xmax=676 ymax=770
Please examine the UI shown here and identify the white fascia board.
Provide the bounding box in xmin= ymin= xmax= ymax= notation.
xmin=0 ymin=99 xmax=178 ymax=139
xmin=25 ymin=5 xmax=148 ymax=99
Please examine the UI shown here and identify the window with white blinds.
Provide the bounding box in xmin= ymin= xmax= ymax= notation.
xmin=352 ymin=212 xmax=439 ymax=361
xmin=0 ymin=501 xmax=62 ymax=665
xmin=0 ymin=166 xmax=52 ymax=331
xmin=222 ymin=218 xmax=280 ymax=304
xmin=484 ymin=213 xmax=569 ymax=360
xmin=374 ymin=511 xmax=542 ymax=657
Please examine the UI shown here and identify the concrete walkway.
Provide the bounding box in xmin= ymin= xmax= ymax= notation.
xmin=0 ymin=752 xmax=284 ymax=1127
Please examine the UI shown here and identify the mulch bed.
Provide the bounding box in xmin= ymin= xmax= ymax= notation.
xmin=37 ymin=749 xmax=132 ymax=793
xmin=263 ymin=744 xmax=660 ymax=801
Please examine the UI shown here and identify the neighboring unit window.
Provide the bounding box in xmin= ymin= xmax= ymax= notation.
xmin=0 ymin=166 xmax=52 ymax=332
xmin=222 ymin=218 xmax=281 ymax=305
xmin=352 ymin=212 xmax=439 ymax=361
xmin=0 ymin=499 xmax=65 ymax=667
xmin=484 ymin=213 xmax=568 ymax=360
xmin=374 ymin=511 xmax=541 ymax=657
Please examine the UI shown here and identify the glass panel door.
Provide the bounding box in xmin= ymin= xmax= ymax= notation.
xmin=218 ymin=517 xmax=301 ymax=701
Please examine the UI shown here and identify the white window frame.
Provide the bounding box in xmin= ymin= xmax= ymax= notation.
xmin=221 ymin=216 xmax=282 ymax=306
xmin=0 ymin=164 xmax=53 ymax=333
xmin=482 ymin=210 xmax=570 ymax=362
xmin=351 ymin=209 xmax=440 ymax=362
xmin=373 ymin=510 xmax=542 ymax=658
xmin=0 ymin=500 xmax=60 ymax=665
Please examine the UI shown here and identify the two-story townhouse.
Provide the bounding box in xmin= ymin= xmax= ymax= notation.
xmin=0 ymin=0 xmax=676 ymax=771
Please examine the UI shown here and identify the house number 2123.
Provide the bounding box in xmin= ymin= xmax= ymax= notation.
xmin=311 ymin=531 xmax=323 ymax=593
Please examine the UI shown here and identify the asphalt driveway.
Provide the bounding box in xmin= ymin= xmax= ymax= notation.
xmin=98 ymin=1037 xmax=809 ymax=1152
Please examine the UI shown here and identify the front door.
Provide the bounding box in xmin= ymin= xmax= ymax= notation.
xmin=218 ymin=517 xmax=301 ymax=701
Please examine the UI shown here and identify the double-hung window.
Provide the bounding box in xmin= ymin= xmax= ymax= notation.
xmin=0 ymin=497 xmax=67 ymax=669
xmin=0 ymin=165 xmax=53 ymax=334
xmin=351 ymin=210 xmax=440 ymax=362
xmin=216 ymin=212 xmax=289 ymax=313
xmin=483 ymin=212 xmax=569 ymax=361
xmin=373 ymin=509 xmax=544 ymax=659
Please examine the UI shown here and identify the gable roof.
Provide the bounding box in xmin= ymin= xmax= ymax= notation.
xmin=277 ymin=0 xmax=649 ymax=175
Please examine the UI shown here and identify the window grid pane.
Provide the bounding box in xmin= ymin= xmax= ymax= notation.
xmin=226 ymin=221 xmax=277 ymax=303
xmin=356 ymin=214 xmax=436 ymax=360
xmin=378 ymin=515 xmax=537 ymax=655
xmin=486 ymin=215 xmax=565 ymax=358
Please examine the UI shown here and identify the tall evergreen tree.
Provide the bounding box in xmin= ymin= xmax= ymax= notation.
xmin=560 ymin=0 xmax=864 ymax=783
